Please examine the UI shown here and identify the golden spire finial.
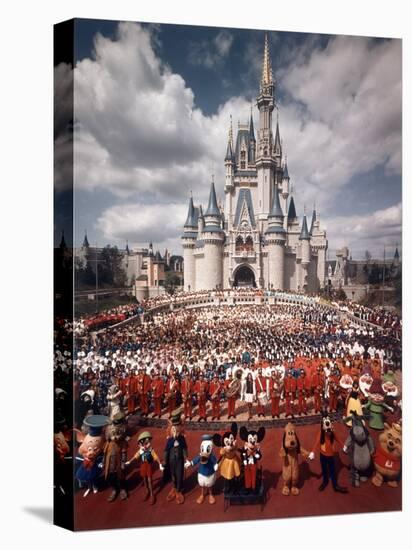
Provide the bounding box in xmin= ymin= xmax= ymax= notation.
xmin=229 ymin=115 xmax=233 ymax=149
xmin=261 ymin=33 xmax=273 ymax=86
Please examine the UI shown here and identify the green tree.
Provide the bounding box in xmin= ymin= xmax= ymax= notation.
xmin=99 ymin=245 xmax=127 ymax=287
xmin=164 ymin=272 xmax=181 ymax=295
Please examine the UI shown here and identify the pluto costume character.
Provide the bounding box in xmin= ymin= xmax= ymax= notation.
xmin=279 ymin=422 xmax=310 ymax=496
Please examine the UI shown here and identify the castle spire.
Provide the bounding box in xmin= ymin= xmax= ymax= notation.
xmin=249 ymin=106 xmax=255 ymax=141
xmin=287 ymin=196 xmax=297 ymax=220
xmin=309 ymin=206 xmax=317 ymax=235
xmin=274 ymin=112 xmax=281 ymax=156
xmin=82 ymin=231 xmax=89 ymax=248
xmin=204 ymin=179 xmax=220 ymax=217
xmin=225 ymin=116 xmax=234 ymax=162
xmin=261 ymin=33 xmax=273 ymax=88
xmin=184 ymin=195 xmax=197 ymax=228
xmin=299 ymin=215 xmax=310 ymax=240
xmin=268 ymin=183 xmax=283 ymax=219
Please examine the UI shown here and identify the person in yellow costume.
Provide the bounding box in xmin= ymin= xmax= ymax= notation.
xmin=212 ymin=422 xmax=241 ymax=493
xmin=345 ymin=380 xmax=364 ymax=427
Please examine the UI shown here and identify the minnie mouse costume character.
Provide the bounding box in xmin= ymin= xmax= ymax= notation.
xmin=239 ymin=426 xmax=265 ymax=492
xmin=213 ymin=422 xmax=241 ymax=494
xmin=309 ymin=412 xmax=348 ymax=493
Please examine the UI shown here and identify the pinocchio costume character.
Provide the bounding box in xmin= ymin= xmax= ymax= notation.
xmin=126 ymin=430 xmax=162 ymax=505
xmin=103 ymin=411 xmax=129 ymax=502
xmin=309 ymin=412 xmax=348 ymax=493
xmin=162 ymin=411 xmax=188 ymax=504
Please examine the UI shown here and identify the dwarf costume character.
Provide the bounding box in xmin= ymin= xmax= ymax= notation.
xmin=103 ymin=411 xmax=129 ymax=502
xmin=363 ymin=379 xmax=394 ymax=430
xmin=309 ymin=413 xmax=347 ymax=493
xmin=127 ymin=430 xmax=162 ymax=505
xmin=162 ymin=412 xmax=188 ymax=504
xmin=186 ymin=435 xmax=218 ymax=504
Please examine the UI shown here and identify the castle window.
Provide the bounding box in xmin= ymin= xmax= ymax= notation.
xmin=240 ymin=150 xmax=246 ymax=169
xmin=235 ymin=236 xmax=244 ymax=252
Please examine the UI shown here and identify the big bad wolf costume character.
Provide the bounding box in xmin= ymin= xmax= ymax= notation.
xmin=309 ymin=412 xmax=348 ymax=493
xmin=162 ymin=411 xmax=188 ymax=504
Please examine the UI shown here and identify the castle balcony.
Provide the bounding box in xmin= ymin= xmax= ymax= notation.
xmin=233 ymin=249 xmax=256 ymax=260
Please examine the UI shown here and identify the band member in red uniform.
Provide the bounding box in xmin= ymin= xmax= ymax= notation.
xmin=304 ymin=365 xmax=313 ymax=412
xmin=328 ymin=367 xmax=340 ymax=412
xmin=296 ymin=369 xmax=308 ymax=415
xmin=209 ymin=372 xmax=223 ymax=420
xmin=284 ymin=369 xmax=296 ymax=418
xmin=255 ymin=368 xmax=267 ymax=418
xmin=311 ymin=366 xmax=324 ymax=413
xmin=165 ymin=369 xmax=180 ymax=418
xmin=180 ymin=372 xmax=193 ymax=420
xmin=267 ymin=370 xmax=281 ymax=418
xmin=137 ymin=367 xmax=151 ymax=417
xmin=225 ymin=370 xmax=241 ymax=419
xmin=194 ymin=372 xmax=209 ymax=422
xmin=124 ymin=369 xmax=138 ymax=415
xmin=151 ymin=371 xmax=164 ymax=418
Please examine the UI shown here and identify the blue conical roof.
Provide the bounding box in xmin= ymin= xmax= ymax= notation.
xmin=299 ymin=215 xmax=310 ymax=240
xmin=287 ymin=196 xmax=297 ymax=220
xmin=394 ymin=247 xmax=399 ymax=259
xmin=204 ymin=181 xmax=220 ymax=217
xmin=283 ymin=162 xmax=289 ymax=180
xmin=268 ymin=184 xmax=283 ymax=218
xmin=225 ymin=140 xmax=234 ymax=162
xmin=83 ymin=232 xmax=90 ymax=248
xmin=249 ymin=113 xmax=255 ymax=141
xmin=184 ymin=196 xmax=197 ymax=228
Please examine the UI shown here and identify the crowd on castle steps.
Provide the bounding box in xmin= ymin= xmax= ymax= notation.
xmin=54 ymin=289 xmax=402 ymax=427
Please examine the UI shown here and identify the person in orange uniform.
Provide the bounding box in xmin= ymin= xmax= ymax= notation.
xmin=194 ymin=372 xmax=209 ymax=422
xmin=267 ymin=370 xmax=281 ymax=418
xmin=311 ymin=366 xmax=324 ymax=413
xmin=180 ymin=372 xmax=194 ymax=420
xmin=124 ymin=369 xmax=138 ymax=415
xmin=309 ymin=413 xmax=348 ymax=493
xmin=296 ymin=369 xmax=308 ymax=415
xmin=225 ymin=371 xmax=239 ymax=420
xmin=328 ymin=367 xmax=340 ymax=412
xmin=164 ymin=369 xmax=180 ymax=418
xmin=284 ymin=370 xmax=296 ymax=418
xmin=371 ymin=353 xmax=382 ymax=380
xmin=151 ymin=371 xmax=164 ymax=418
xmin=209 ymin=373 xmax=223 ymax=420
xmin=255 ymin=367 xmax=267 ymax=418
xmin=137 ymin=367 xmax=151 ymax=417
xmin=351 ymin=352 xmax=363 ymax=379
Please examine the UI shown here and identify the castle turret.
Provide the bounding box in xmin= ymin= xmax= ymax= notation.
xmin=202 ymin=180 xmax=224 ymax=290
xmin=181 ymin=195 xmax=198 ymax=291
xmin=248 ymin=108 xmax=256 ymax=164
xmin=265 ymin=183 xmax=286 ymax=290
xmin=82 ymin=231 xmax=90 ymax=249
xmin=299 ymin=214 xmax=311 ymax=291
xmin=256 ymin=33 xmax=276 ymax=219
xmin=224 ymin=117 xmax=235 ymax=229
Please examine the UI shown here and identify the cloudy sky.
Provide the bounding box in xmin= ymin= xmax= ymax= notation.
xmin=59 ymin=19 xmax=401 ymax=259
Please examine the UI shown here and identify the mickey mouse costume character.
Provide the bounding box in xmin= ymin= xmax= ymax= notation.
xmin=162 ymin=410 xmax=188 ymax=504
xmin=185 ymin=434 xmax=218 ymax=504
xmin=213 ymin=422 xmax=241 ymax=494
xmin=309 ymin=412 xmax=348 ymax=493
xmin=239 ymin=426 xmax=265 ymax=492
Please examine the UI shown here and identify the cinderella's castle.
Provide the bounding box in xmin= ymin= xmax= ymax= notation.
xmin=182 ymin=35 xmax=328 ymax=292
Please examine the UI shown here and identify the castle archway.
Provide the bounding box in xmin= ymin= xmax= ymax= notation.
xmin=233 ymin=264 xmax=256 ymax=288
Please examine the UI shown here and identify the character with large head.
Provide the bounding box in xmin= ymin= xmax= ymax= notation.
xmin=185 ymin=435 xmax=218 ymax=504
xmin=343 ymin=412 xmax=375 ymax=487
xmin=212 ymin=422 xmax=241 ymax=494
xmin=372 ymin=422 xmax=402 ymax=487
xmin=103 ymin=411 xmax=129 ymax=502
xmin=280 ymin=422 xmax=310 ymax=496
xmin=75 ymin=415 xmax=110 ymax=497
xmin=162 ymin=410 xmax=188 ymax=504
xmin=239 ymin=425 xmax=265 ymax=493
xmin=127 ymin=430 xmax=162 ymax=505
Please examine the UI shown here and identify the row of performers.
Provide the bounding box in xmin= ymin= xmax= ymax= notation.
xmin=96 ymin=366 xmax=352 ymax=422
xmin=63 ymin=412 xmax=401 ymax=507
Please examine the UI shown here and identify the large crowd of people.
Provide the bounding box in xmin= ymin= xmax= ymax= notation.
xmin=54 ymin=290 xmax=402 ymax=428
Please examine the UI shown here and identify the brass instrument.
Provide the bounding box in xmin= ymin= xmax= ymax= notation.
xmin=226 ymin=378 xmax=241 ymax=398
